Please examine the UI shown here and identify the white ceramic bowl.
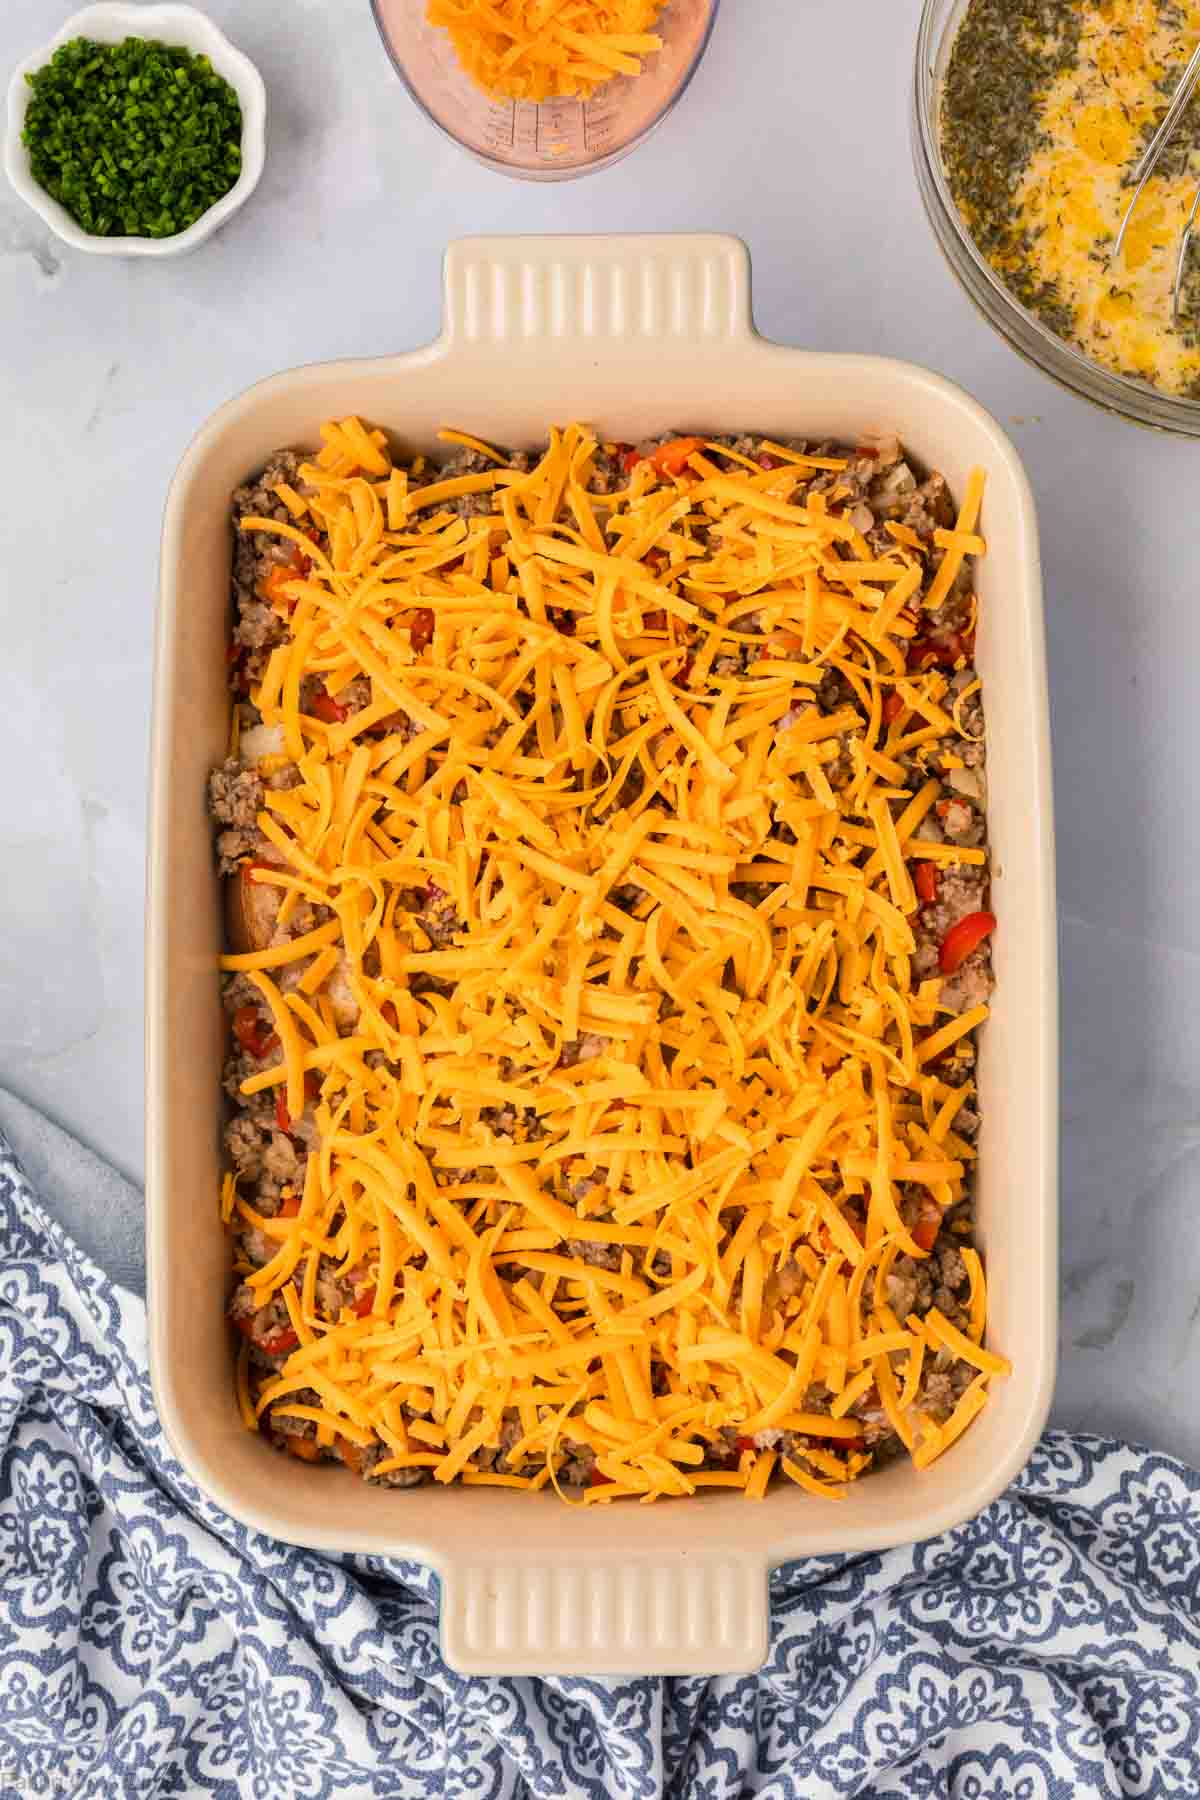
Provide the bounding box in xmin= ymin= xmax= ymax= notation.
xmin=4 ymin=3 xmax=265 ymax=258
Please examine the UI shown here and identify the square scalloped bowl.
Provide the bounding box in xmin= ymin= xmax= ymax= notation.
xmin=4 ymin=2 xmax=265 ymax=258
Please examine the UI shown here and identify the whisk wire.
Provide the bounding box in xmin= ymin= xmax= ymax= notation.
xmin=1112 ymin=37 xmax=1200 ymax=318
xmin=1172 ymin=184 xmax=1200 ymax=331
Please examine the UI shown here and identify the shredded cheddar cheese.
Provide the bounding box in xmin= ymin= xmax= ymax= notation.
xmin=427 ymin=0 xmax=666 ymax=103
xmin=222 ymin=418 xmax=1004 ymax=1503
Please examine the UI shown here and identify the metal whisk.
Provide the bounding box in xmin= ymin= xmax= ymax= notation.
xmin=1112 ymin=38 xmax=1200 ymax=329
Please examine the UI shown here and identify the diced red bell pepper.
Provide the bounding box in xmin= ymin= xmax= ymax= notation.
xmin=906 ymin=638 xmax=941 ymax=673
xmin=275 ymin=1071 xmax=320 ymax=1133
xmin=643 ymin=607 xmax=668 ymax=631
xmin=914 ymin=862 xmax=939 ymax=905
xmin=912 ymin=1215 xmax=940 ymax=1253
xmin=908 ymin=629 xmax=975 ymax=673
xmin=735 ymin=1436 xmax=756 ymax=1455
xmin=258 ymin=547 xmax=311 ymax=608
xmin=310 ymin=688 xmax=348 ymax=725
xmin=621 ymin=448 xmax=643 ymax=474
xmin=260 ymin=1325 xmax=299 ymax=1356
xmin=590 ymin=1468 xmax=613 ymax=1487
xmin=352 ymin=1285 xmax=376 ymax=1318
xmin=882 ymin=692 xmax=905 ymax=725
xmin=647 ymin=437 xmax=704 ymax=478
xmin=278 ymin=1193 xmax=301 ymax=1219
xmin=231 ymin=1004 xmax=261 ymax=1055
xmin=939 ymin=909 xmax=996 ymax=974
xmin=232 ymin=1005 xmax=278 ymax=1062
xmin=408 ymin=607 xmax=435 ymax=653
xmin=285 ymin=1435 xmax=321 ymax=1460
xmin=911 ymin=1194 xmax=942 ymax=1254
xmin=260 ymin=564 xmax=294 ymax=607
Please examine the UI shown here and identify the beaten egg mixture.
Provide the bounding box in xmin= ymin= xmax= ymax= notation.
xmin=944 ymin=0 xmax=1200 ymax=396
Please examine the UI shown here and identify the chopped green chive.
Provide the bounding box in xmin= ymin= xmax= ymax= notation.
xmin=22 ymin=35 xmax=243 ymax=239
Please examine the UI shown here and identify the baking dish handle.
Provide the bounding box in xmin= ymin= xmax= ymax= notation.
xmin=439 ymin=1551 xmax=769 ymax=1676
xmin=440 ymin=233 xmax=755 ymax=359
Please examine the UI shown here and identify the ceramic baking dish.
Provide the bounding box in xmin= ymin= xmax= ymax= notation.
xmin=147 ymin=232 xmax=1058 ymax=1677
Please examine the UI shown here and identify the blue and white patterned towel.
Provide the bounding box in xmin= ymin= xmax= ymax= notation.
xmin=2 ymin=1121 xmax=1199 ymax=1800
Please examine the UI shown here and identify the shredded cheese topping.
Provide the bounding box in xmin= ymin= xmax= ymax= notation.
xmin=224 ymin=417 xmax=1008 ymax=1503
xmin=426 ymin=0 xmax=666 ymax=102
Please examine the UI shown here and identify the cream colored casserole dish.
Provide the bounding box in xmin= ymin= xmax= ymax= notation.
xmin=148 ymin=233 xmax=1057 ymax=1676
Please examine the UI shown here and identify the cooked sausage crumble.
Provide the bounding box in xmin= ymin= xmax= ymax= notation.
xmin=210 ymin=422 xmax=1005 ymax=1501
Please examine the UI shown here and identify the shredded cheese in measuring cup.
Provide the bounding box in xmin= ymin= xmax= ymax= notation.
xmin=426 ymin=0 xmax=667 ymax=102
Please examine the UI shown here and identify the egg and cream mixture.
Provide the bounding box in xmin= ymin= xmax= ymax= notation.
xmin=943 ymin=0 xmax=1200 ymax=396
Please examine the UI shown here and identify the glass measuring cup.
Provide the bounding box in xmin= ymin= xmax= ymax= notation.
xmin=370 ymin=0 xmax=720 ymax=180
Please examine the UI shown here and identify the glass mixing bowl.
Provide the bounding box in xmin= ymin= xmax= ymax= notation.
xmin=372 ymin=0 xmax=719 ymax=182
xmin=913 ymin=0 xmax=1200 ymax=436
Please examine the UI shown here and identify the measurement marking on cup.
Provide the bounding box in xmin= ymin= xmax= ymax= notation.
xmin=537 ymin=99 xmax=584 ymax=159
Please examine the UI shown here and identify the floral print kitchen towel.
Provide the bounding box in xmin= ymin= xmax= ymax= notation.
xmin=1 ymin=1123 xmax=1198 ymax=1799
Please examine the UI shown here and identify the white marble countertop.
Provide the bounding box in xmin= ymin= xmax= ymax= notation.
xmin=3 ymin=0 xmax=1198 ymax=1463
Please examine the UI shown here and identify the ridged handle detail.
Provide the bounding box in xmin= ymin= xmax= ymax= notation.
xmin=440 ymin=1553 xmax=767 ymax=1676
xmin=442 ymin=234 xmax=753 ymax=352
